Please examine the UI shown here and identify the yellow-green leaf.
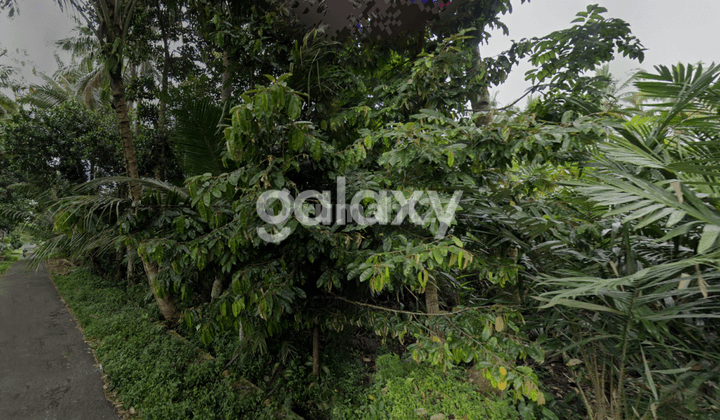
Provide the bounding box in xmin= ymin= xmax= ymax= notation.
xmin=495 ymin=316 xmax=505 ymax=332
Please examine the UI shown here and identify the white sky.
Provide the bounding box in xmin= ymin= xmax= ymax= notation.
xmin=0 ymin=1 xmax=77 ymax=91
xmin=1 ymin=0 xmax=719 ymax=105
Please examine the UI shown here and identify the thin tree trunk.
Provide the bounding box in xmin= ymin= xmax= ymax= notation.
xmin=155 ymin=0 xmax=171 ymax=180
xmin=109 ymin=66 xmax=178 ymax=322
xmin=126 ymin=245 xmax=135 ymax=284
xmin=425 ymin=281 xmax=444 ymax=341
xmin=425 ymin=281 xmax=440 ymax=315
xmin=114 ymin=249 xmax=124 ymax=283
xmin=128 ymin=65 xmax=140 ymax=141
xmin=221 ymin=51 xmax=232 ymax=102
xmin=468 ymin=44 xmax=493 ymax=127
xmin=312 ymin=325 xmax=320 ymax=376
xmin=101 ymin=0 xmax=179 ymax=322
xmin=422 ymin=39 xmax=489 ymax=338
xmin=142 ymin=257 xmax=180 ymax=324
xmin=211 ymin=276 xmax=223 ymax=300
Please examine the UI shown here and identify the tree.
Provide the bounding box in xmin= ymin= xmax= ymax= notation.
xmin=112 ymin=3 xmax=641 ymax=403
xmin=2 ymin=101 xmax=124 ymax=184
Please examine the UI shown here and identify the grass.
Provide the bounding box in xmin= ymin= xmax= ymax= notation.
xmin=0 ymin=252 xmax=20 ymax=277
xmin=51 ymin=268 xmax=285 ymax=420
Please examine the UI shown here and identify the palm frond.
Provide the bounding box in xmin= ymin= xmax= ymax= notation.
xmin=171 ymin=97 xmax=231 ymax=176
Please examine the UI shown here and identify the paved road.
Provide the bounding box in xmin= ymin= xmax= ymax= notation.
xmin=0 ymin=259 xmax=118 ymax=420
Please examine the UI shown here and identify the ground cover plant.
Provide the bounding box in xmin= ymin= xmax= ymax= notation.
xmin=51 ymin=267 xmax=277 ymax=419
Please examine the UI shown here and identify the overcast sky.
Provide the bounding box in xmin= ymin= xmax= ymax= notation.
xmin=1 ymin=0 xmax=719 ymax=105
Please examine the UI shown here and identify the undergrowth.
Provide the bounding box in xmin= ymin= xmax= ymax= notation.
xmin=52 ymin=267 xmax=528 ymax=420
xmin=0 ymin=253 xmax=19 ymax=277
xmin=342 ymin=354 xmax=519 ymax=420
xmin=52 ymin=268 xmax=279 ymax=419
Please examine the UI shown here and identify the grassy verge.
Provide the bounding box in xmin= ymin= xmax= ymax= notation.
xmin=52 ymin=266 xmax=525 ymax=420
xmin=51 ymin=268 xmax=283 ymax=419
xmin=0 ymin=253 xmax=20 ymax=277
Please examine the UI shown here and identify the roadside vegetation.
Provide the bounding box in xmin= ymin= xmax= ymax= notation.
xmin=0 ymin=234 xmax=22 ymax=276
xmin=52 ymin=266 xmax=517 ymax=419
xmin=0 ymin=253 xmax=18 ymax=276
xmin=1 ymin=1 xmax=718 ymax=419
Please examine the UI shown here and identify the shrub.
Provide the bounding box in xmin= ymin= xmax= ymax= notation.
xmin=345 ymin=354 xmax=519 ymax=420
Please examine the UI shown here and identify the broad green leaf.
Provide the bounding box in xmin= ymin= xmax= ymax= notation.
xmin=287 ymin=94 xmax=302 ymax=120
xmin=666 ymin=210 xmax=686 ymax=228
xmin=290 ymin=127 xmax=305 ymax=151
xmin=697 ymin=224 xmax=720 ymax=254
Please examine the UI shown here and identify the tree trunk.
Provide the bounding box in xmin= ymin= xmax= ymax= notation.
xmin=221 ymin=51 xmax=232 ymax=102
xmin=95 ymin=0 xmax=179 ymax=324
xmin=109 ymin=69 xmax=142 ymax=202
xmin=126 ymin=244 xmax=135 ymax=284
xmin=425 ymin=281 xmax=444 ymax=340
xmin=211 ymin=276 xmax=223 ymax=301
xmin=114 ymin=249 xmax=124 ymax=283
xmin=128 ymin=65 xmax=141 ymax=141
xmin=468 ymin=43 xmax=493 ymax=127
xmin=312 ymin=325 xmax=320 ymax=376
xmin=141 ymin=256 xmax=180 ymax=324
xmin=109 ymin=65 xmax=178 ymax=322
xmin=155 ymin=0 xmax=171 ymax=180
xmin=425 ymin=281 xmax=440 ymax=315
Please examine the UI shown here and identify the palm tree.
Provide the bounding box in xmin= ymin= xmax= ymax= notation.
xmin=537 ymin=63 xmax=720 ymax=419
xmin=3 ymin=0 xmax=180 ymax=322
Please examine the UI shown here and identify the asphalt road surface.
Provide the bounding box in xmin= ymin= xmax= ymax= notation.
xmin=0 ymin=259 xmax=118 ymax=420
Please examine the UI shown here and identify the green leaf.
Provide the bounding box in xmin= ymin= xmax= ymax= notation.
xmin=666 ymin=210 xmax=686 ymax=227
xmin=641 ymin=347 xmax=659 ymax=400
xmin=287 ymin=94 xmax=302 ymax=120
xmin=290 ymin=127 xmax=305 ymax=151
xmin=698 ymin=224 xmax=720 ymax=254
xmin=228 ymin=170 xmax=242 ymax=186
xmin=232 ymin=299 xmax=245 ymax=317
xmin=432 ymin=248 xmax=443 ymax=264
xmin=542 ymin=298 xmax=622 ymax=314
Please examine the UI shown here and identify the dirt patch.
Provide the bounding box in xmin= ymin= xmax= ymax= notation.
xmin=46 ymin=259 xmax=78 ymax=276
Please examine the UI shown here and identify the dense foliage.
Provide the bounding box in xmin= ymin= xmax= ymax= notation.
xmin=2 ymin=1 xmax=718 ymax=419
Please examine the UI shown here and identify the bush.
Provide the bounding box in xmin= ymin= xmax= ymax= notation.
xmin=342 ymin=354 xmax=519 ymax=420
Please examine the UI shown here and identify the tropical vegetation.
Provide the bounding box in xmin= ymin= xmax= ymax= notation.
xmin=0 ymin=1 xmax=718 ymax=419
